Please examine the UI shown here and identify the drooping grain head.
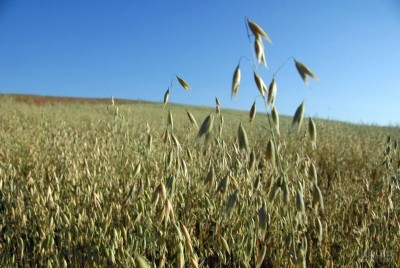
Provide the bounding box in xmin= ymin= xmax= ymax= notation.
xmin=215 ymin=97 xmax=221 ymax=115
xmin=186 ymin=109 xmax=199 ymax=128
xmin=253 ymin=72 xmax=266 ymax=97
xmin=255 ymin=35 xmax=267 ymax=67
xmin=163 ymin=89 xmax=169 ymax=109
xmin=247 ymin=19 xmax=272 ymax=43
xmin=231 ymin=64 xmax=241 ymax=100
xmin=267 ymin=79 xmax=276 ymax=107
xmin=271 ymin=106 xmax=280 ymax=136
xmin=197 ymin=114 xmax=214 ymax=138
xmin=168 ymin=110 xmax=174 ymax=130
xmin=176 ymin=75 xmax=191 ymax=90
xmin=249 ymin=101 xmax=257 ymax=124
xmin=308 ymin=117 xmax=317 ymax=150
xmin=238 ymin=123 xmax=249 ymax=154
xmin=294 ymin=60 xmax=319 ymax=85
xmin=291 ymin=101 xmax=305 ymax=133
xmin=266 ymin=140 xmax=275 ymax=165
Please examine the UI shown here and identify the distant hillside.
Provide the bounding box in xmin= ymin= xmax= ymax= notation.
xmin=0 ymin=94 xmax=156 ymax=106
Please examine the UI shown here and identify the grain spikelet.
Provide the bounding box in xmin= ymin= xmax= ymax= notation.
xmin=249 ymin=149 xmax=256 ymax=171
xmin=215 ymin=97 xmax=221 ymax=115
xmin=266 ymin=140 xmax=275 ymax=165
xmin=231 ymin=64 xmax=241 ymax=99
xmin=255 ymin=35 xmax=267 ymax=67
xmin=205 ymin=166 xmax=215 ymax=186
xmin=163 ymin=89 xmax=169 ymax=109
xmin=226 ymin=190 xmax=238 ymax=217
xmin=238 ymin=123 xmax=249 ymax=153
xmin=186 ymin=109 xmax=198 ymax=128
xmin=310 ymin=163 xmax=318 ymax=183
xmin=312 ymin=181 xmax=324 ymax=214
xmin=256 ymin=245 xmax=267 ymax=268
xmin=135 ymin=254 xmax=150 ymax=268
xmin=308 ymin=117 xmax=317 ymax=150
xmin=296 ymin=189 xmax=305 ymax=215
xmin=217 ymin=174 xmax=230 ymax=193
xmin=147 ymin=133 xmax=152 ymax=152
xmin=197 ymin=114 xmax=214 ymax=138
xmin=249 ymin=101 xmax=256 ymax=124
xmin=271 ymin=106 xmax=280 ymax=136
xmin=171 ymin=134 xmax=182 ymax=151
xmin=315 ymin=217 xmax=323 ymax=243
xmin=291 ymin=101 xmax=305 ymax=133
xmin=180 ymin=222 xmax=194 ymax=254
xmin=258 ymin=202 xmax=269 ymax=240
xmin=177 ymin=242 xmax=185 ymax=268
xmin=267 ymin=79 xmax=276 ymax=107
xmin=220 ymin=235 xmax=231 ymax=254
xmin=254 ymin=72 xmax=266 ymax=97
xmin=294 ymin=60 xmax=319 ymax=85
xmin=176 ymin=75 xmax=191 ymax=90
xmin=247 ymin=19 xmax=272 ymax=43
xmin=168 ymin=110 xmax=174 ymax=130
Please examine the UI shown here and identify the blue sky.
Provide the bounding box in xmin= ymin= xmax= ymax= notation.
xmin=1 ymin=1 xmax=399 ymax=125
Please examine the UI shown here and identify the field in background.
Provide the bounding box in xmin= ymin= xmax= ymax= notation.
xmin=0 ymin=94 xmax=399 ymax=267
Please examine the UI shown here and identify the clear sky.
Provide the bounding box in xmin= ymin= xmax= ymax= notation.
xmin=1 ymin=1 xmax=399 ymax=126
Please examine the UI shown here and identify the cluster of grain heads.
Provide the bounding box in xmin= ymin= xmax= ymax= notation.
xmin=308 ymin=117 xmax=317 ymax=150
xmin=294 ymin=60 xmax=319 ymax=85
xmin=247 ymin=18 xmax=272 ymax=67
xmin=291 ymin=101 xmax=305 ymax=133
xmin=231 ymin=64 xmax=241 ymax=99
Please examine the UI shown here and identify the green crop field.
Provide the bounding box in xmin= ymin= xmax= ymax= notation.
xmin=0 ymin=94 xmax=399 ymax=267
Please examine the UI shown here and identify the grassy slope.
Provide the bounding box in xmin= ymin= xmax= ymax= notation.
xmin=0 ymin=94 xmax=399 ymax=266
